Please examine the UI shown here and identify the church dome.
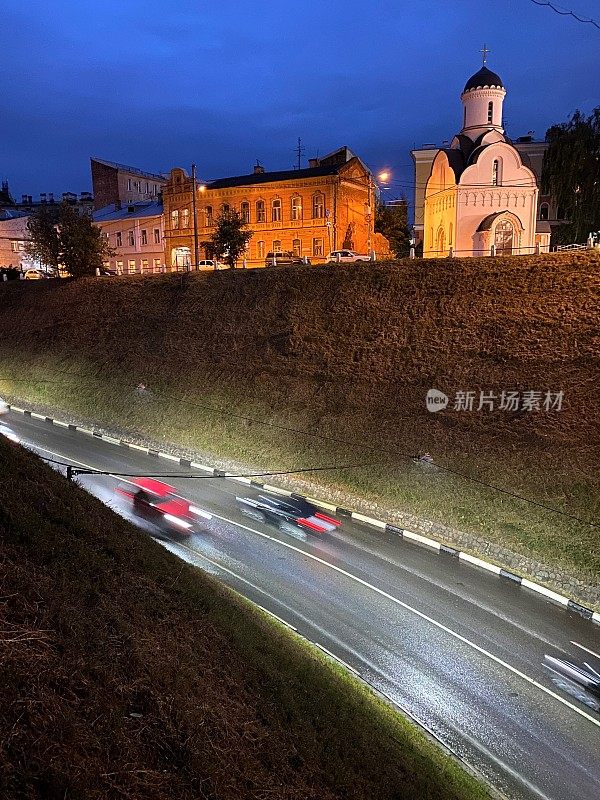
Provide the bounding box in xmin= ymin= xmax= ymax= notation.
xmin=463 ymin=66 xmax=504 ymax=93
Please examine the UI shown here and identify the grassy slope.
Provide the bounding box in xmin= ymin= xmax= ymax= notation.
xmin=0 ymin=253 xmax=598 ymax=589
xmin=0 ymin=436 xmax=489 ymax=800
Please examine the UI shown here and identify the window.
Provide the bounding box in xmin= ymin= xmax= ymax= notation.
xmin=11 ymin=241 xmax=18 ymax=252
xmin=256 ymin=199 xmax=266 ymax=223
xmin=240 ymin=201 xmax=250 ymax=223
xmin=449 ymin=222 xmax=453 ymax=246
xmin=494 ymin=219 xmax=514 ymax=255
xmin=272 ymin=198 xmax=281 ymax=222
xmin=273 ymin=240 xmax=281 ymax=252
xmin=181 ymin=208 xmax=190 ymax=228
xmin=116 ymin=260 xmax=123 ymax=273
xmin=205 ymin=206 xmax=213 ymax=225
xmin=153 ymin=258 xmax=161 ymax=271
xmin=291 ymin=196 xmax=302 ymax=220
xmin=154 ymin=228 xmax=161 ymax=244
xmin=463 ymin=107 xmax=467 ymax=128
xmin=312 ymin=193 xmax=324 ymax=218
xmin=487 ymin=101 xmax=493 ymax=124
xmin=257 ymin=240 xmax=265 ymax=259
xmin=540 ymin=203 xmax=549 ymax=221
xmin=221 ymin=203 xmax=230 ymax=214
xmin=128 ymin=230 xmax=135 ymax=246
xmin=312 ymin=238 xmax=323 ymax=257
xmin=116 ymin=231 xmax=122 ymax=247
xmin=141 ymin=229 xmax=148 ymax=245
xmin=127 ymin=179 xmax=132 ymax=191
xmin=128 ymin=259 xmax=136 ymax=273
xmin=492 ymin=159 xmax=501 ymax=186
xmin=292 ymin=239 xmax=301 ymax=256
xmin=141 ymin=259 xmax=149 ymax=272
xmin=171 ymin=210 xmax=179 ymax=229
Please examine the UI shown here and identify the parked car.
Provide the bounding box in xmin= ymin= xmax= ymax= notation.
xmin=116 ymin=478 xmax=212 ymax=537
xmin=265 ymin=251 xmax=310 ymax=267
xmin=236 ymin=492 xmax=341 ymax=535
xmin=22 ymin=268 xmax=48 ymax=280
xmin=326 ymin=250 xmax=370 ymax=263
xmin=197 ymin=259 xmax=228 ymax=270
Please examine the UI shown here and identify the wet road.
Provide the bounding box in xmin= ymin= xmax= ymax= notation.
xmin=4 ymin=410 xmax=600 ymax=800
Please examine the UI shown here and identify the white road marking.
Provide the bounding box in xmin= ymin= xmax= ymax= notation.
xmin=24 ymin=440 xmax=600 ymax=729
xmin=571 ymin=641 xmax=600 ymax=661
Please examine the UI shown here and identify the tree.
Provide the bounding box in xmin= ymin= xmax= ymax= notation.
xmin=209 ymin=208 xmax=253 ymax=268
xmin=374 ymin=198 xmax=412 ymax=258
xmin=26 ymin=201 xmax=113 ymax=278
xmin=542 ymin=107 xmax=600 ymax=245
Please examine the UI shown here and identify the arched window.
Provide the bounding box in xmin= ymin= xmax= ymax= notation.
xmin=240 ymin=201 xmax=250 ymax=223
xmin=272 ymin=239 xmax=281 ymax=252
xmin=540 ymin=203 xmax=549 ymax=221
xmin=272 ymin=198 xmax=281 ymax=222
xmin=291 ymin=195 xmax=302 ymax=220
xmin=312 ymin=193 xmax=324 ymax=218
xmin=292 ymin=238 xmax=301 ymax=256
xmin=487 ymin=101 xmax=493 ymax=124
xmin=256 ymin=199 xmax=266 ymax=223
xmin=205 ymin=206 xmax=213 ymax=226
xmin=449 ymin=222 xmax=453 ymax=247
xmin=257 ymin=240 xmax=265 ymax=259
xmin=463 ymin=106 xmax=467 ymax=128
xmin=221 ymin=203 xmax=230 ymax=214
xmin=494 ymin=219 xmax=514 ymax=255
xmin=171 ymin=210 xmax=179 ymax=229
xmin=492 ymin=159 xmax=502 ymax=186
xmin=181 ymin=208 xmax=190 ymax=228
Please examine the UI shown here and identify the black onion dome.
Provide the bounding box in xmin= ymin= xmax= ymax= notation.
xmin=463 ymin=66 xmax=504 ymax=93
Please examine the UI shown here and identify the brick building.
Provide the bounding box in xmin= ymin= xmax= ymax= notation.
xmin=90 ymin=158 xmax=167 ymax=211
xmin=163 ymin=147 xmax=390 ymax=269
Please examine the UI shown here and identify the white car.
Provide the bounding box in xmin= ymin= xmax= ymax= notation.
xmin=197 ymin=259 xmax=228 ymax=270
xmin=0 ymin=397 xmax=8 ymax=415
xmin=326 ymin=250 xmax=370 ymax=263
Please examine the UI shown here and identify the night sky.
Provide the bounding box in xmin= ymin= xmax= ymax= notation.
xmin=3 ymin=0 xmax=598 ymax=203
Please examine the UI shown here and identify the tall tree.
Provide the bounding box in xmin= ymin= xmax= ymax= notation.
xmin=209 ymin=208 xmax=253 ymax=268
xmin=374 ymin=199 xmax=411 ymax=258
xmin=542 ymin=107 xmax=600 ymax=245
xmin=25 ymin=201 xmax=112 ymax=278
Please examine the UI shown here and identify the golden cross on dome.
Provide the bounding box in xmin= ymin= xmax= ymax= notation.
xmin=480 ymin=43 xmax=490 ymax=66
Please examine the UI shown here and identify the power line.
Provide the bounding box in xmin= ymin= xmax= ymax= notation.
xmin=2 ymin=368 xmax=598 ymax=528
xmin=529 ymin=0 xmax=600 ymax=29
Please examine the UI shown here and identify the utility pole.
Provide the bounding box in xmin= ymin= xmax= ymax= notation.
xmin=191 ymin=163 xmax=199 ymax=271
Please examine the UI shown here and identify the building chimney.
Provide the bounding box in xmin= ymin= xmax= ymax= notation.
xmin=28 ymin=195 xmax=33 ymax=204
xmin=308 ymin=158 xmax=319 ymax=168
xmin=40 ymin=193 xmax=47 ymax=203
xmin=49 ymin=192 xmax=54 ymax=203
xmin=253 ymin=162 xmax=265 ymax=174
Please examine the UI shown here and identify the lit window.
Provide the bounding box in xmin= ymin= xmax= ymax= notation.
xmin=273 ymin=240 xmax=281 ymax=252
xmin=128 ymin=230 xmax=135 ymax=246
xmin=116 ymin=232 xmax=122 ymax=247
xmin=256 ymin=200 xmax=266 ymax=223
xmin=312 ymin=238 xmax=323 ymax=256
xmin=291 ymin=196 xmax=302 ymax=220
xmin=116 ymin=260 xmax=123 ymax=272
xmin=171 ymin=210 xmax=179 ymax=229
xmin=240 ymin=201 xmax=250 ymax=223
xmin=11 ymin=241 xmax=18 ymax=252
xmin=292 ymin=238 xmax=301 ymax=256
xmin=312 ymin=193 xmax=324 ymax=218
xmin=141 ymin=259 xmax=149 ymax=272
xmin=272 ymin=198 xmax=281 ymax=222
xmin=153 ymin=258 xmax=161 ymax=271
xmin=540 ymin=203 xmax=549 ymax=221
xmin=154 ymin=228 xmax=161 ymax=244
xmin=181 ymin=208 xmax=190 ymax=228
xmin=257 ymin=240 xmax=265 ymax=259
xmin=141 ymin=229 xmax=148 ymax=245
xmin=488 ymin=101 xmax=493 ymax=124
xmin=128 ymin=259 xmax=136 ymax=273
xmin=205 ymin=206 xmax=213 ymax=225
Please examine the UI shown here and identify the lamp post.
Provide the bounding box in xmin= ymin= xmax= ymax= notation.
xmin=191 ymin=163 xmax=199 ymax=271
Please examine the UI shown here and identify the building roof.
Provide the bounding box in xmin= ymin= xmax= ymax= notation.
xmin=93 ymin=200 xmax=163 ymax=222
xmin=205 ymin=164 xmax=341 ymax=190
xmin=463 ymin=66 xmax=504 ymax=93
xmin=0 ymin=208 xmax=30 ymax=221
xmin=476 ymin=211 xmax=524 ymax=232
xmin=91 ymin=157 xmax=166 ymax=182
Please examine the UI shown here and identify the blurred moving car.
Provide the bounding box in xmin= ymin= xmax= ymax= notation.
xmin=0 ymin=397 xmax=8 ymax=415
xmin=116 ymin=478 xmax=211 ymax=537
xmin=543 ymin=654 xmax=600 ymax=712
xmin=326 ymin=250 xmax=370 ymax=263
xmin=265 ymin=251 xmax=309 ymax=267
xmin=236 ymin=492 xmax=341 ymax=534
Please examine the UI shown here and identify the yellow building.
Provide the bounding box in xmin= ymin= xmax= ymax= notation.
xmin=163 ymin=147 xmax=390 ymax=268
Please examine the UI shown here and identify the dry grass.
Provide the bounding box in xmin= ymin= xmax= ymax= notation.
xmin=0 ymin=252 xmax=599 ymax=582
xmin=0 ymin=436 xmax=489 ymax=800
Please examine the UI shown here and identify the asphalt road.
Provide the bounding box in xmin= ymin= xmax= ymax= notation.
xmin=4 ymin=411 xmax=600 ymax=800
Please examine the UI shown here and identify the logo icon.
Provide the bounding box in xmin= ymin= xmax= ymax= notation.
xmin=426 ymin=388 xmax=449 ymax=413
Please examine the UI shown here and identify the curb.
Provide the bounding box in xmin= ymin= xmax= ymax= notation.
xmin=8 ymin=403 xmax=599 ymax=626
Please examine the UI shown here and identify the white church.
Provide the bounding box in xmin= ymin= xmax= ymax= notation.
xmin=412 ymin=57 xmax=551 ymax=258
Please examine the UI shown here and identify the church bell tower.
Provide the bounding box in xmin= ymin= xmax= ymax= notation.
xmin=460 ymin=47 xmax=506 ymax=142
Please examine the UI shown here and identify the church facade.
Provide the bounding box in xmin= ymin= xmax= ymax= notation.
xmin=412 ymin=63 xmax=551 ymax=258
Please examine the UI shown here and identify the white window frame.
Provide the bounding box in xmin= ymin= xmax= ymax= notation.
xmin=272 ymin=198 xmax=281 ymax=222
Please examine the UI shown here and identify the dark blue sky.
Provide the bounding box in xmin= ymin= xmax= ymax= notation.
xmin=2 ymin=0 xmax=598 ymax=202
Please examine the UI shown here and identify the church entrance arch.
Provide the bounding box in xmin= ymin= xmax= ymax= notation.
xmin=494 ymin=219 xmax=514 ymax=255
